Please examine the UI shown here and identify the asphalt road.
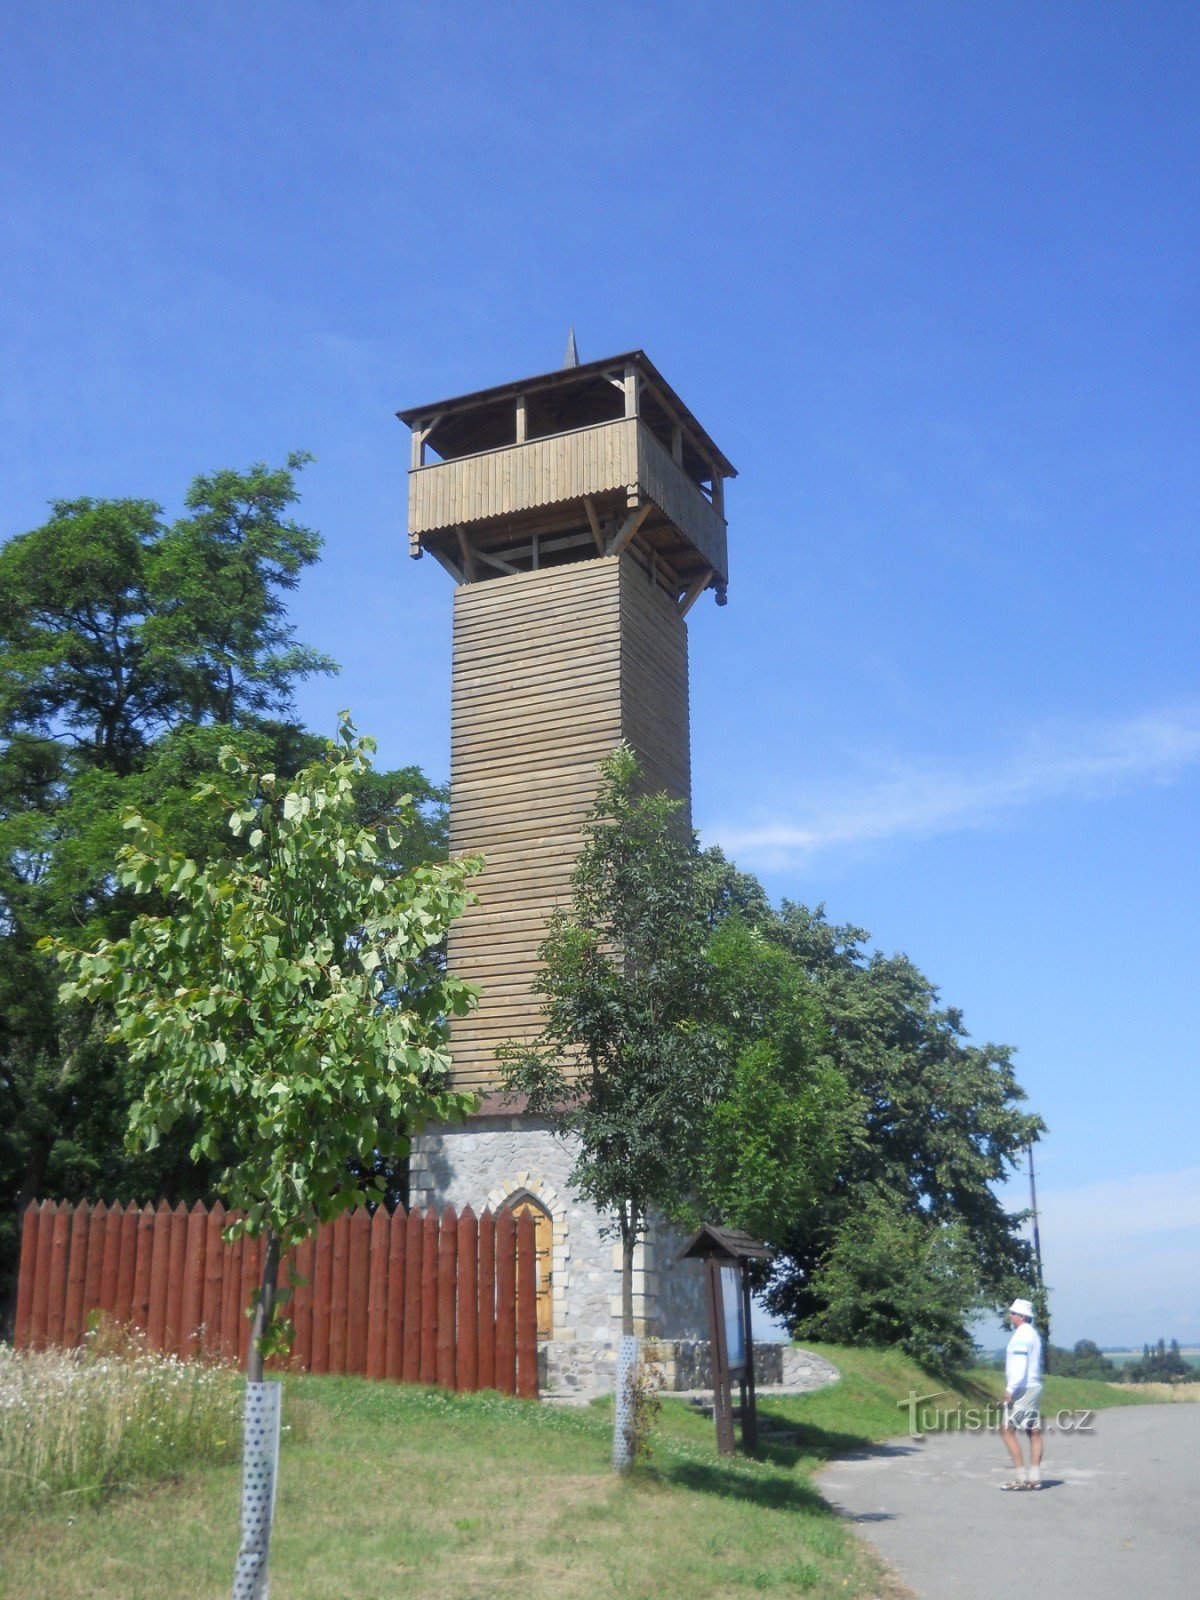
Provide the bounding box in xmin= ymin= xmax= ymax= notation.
xmin=818 ymin=1403 xmax=1199 ymax=1600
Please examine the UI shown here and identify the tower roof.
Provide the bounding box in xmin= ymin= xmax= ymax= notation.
xmin=398 ymin=349 xmax=736 ymax=480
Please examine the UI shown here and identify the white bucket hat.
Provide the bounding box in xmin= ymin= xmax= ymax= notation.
xmin=1009 ymin=1298 xmax=1035 ymax=1319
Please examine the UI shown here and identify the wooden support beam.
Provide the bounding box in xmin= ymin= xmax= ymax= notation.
xmin=606 ymin=501 xmax=651 ymax=559
xmin=515 ymin=395 xmax=527 ymax=444
xmin=427 ymin=544 xmax=465 ymax=584
xmin=455 ymin=525 xmax=478 ymax=583
xmin=410 ymin=426 xmax=424 ymax=470
xmin=475 ymin=547 xmax=521 ymax=576
xmin=583 ymin=496 xmax=605 ymax=553
xmin=711 ymin=467 xmax=725 ymax=518
xmin=623 ymin=364 xmax=639 ymax=419
xmin=678 ymin=569 xmax=712 ymax=618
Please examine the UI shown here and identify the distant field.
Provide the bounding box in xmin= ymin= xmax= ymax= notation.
xmin=1104 ymin=1348 xmax=1200 ymax=1369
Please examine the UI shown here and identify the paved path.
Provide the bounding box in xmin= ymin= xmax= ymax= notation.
xmin=818 ymin=1403 xmax=1199 ymax=1600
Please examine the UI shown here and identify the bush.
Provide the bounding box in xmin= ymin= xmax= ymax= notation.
xmin=0 ymin=1323 xmax=242 ymax=1511
xmin=796 ymin=1195 xmax=986 ymax=1374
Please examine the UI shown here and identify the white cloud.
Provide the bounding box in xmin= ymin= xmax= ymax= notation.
xmin=710 ymin=703 xmax=1200 ymax=865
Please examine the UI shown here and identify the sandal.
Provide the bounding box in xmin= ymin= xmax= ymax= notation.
xmin=999 ymin=1480 xmax=1029 ymax=1491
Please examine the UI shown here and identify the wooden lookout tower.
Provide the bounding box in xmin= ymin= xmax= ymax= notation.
xmin=400 ymin=347 xmax=734 ymax=1371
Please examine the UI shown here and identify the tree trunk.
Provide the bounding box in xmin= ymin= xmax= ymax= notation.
xmin=246 ymin=1229 xmax=281 ymax=1381
xmin=621 ymin=1224 xmax=636 ymax=1338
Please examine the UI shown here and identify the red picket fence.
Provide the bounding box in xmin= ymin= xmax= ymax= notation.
xmin=13 ymin=1199 xmax=539 ymax=1398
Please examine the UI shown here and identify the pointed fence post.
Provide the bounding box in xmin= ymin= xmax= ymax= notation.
xmin=63 ymin=1201 xmax=92 ymax=1347
xmin=456 ymin=1207 xmax=478 ymax=1393
xmin=310 ymin=1222 xmax=333 ymax=1374
xmin=476 ymin=1209 xmax=496 ymax=1391
xmin=114 ymin=1203 xmax=139 ymax=1329
xmin=132 ymin=1205 xmax=156 ymax=1331
xmin=220 ymin=1225 xmax=244 ymax=1364
xmin=46 ymin=1201 xmax=72 ymax=1348
xmin=292 ymin=1233 xmax=316 ymax=1372
xmin=99 ymin=1201 xmax=122 ymax=1322
xmin=515 ymin=1208 xmax=539 ymax=1399
xmin=402 ymin=1207 xmax=423 ymax=1382
xmin=436 ymin=1207 xmax=458 ymax=1391
xmin=347 ymin=1208 xmax=371 ymax=1374
xmin=328 ymin=1211 xmax=352 ymax=1374
xmin=181 ymin=1201 xmax=208 ymax=1357
xmin=14 ymin=1201 xmax=42 ymax=1350
xmin=366 ymin=1207 xmax=390 ymax=1379
xmin=200 ymin=1201 xmax=226 ymax=1356
xmin=419 ymin=1211 xmax=439 ymax=1385
xmin=83 ymin=1200 xmax=107 ymax=1332
xmin=495 ymin=1209 xmax=516 ymax=1395
xmin=146 ymin=1201 xmax=172 ymax=1352
xmin=164 ymin=1201 xmax=189 ymax=1354
xmin=385 ymin=1207 xmax=407 ymax=1381
xmin=30 ymin=1200 xmax=56 ymax=1351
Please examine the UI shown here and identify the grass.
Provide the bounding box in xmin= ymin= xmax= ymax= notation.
xmin=0 ymin=1341 xmax=1170 ymax=1600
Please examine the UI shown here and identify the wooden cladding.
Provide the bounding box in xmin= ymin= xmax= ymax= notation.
xmin=410 ymin=418 xmax=727 ymax=583
xmin=14 ymin=1199 xmax=539 ymax=1398
xmin=446 ymin=556 xmax=689 ymax=1094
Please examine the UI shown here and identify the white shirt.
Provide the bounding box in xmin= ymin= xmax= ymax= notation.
xmin=1005 ymin=1321 xmax=1043 ymax=1393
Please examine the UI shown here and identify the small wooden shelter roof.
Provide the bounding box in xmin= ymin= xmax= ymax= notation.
xmin=397 ymin=349 xmax=737 ymax=480
xmin=678 ymin=1224 xmax=773 ymax=1262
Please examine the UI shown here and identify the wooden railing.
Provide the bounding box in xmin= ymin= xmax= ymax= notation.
xmin=13 ymin=1199 xmax=539 ymax=1397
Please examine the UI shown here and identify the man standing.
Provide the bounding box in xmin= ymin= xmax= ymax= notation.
xmin=1000 ymin=1297 xmax=1044 ymax=1490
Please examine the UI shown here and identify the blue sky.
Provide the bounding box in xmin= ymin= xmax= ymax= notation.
xmin=2 ymin=3 xmax=1196 ymax=1347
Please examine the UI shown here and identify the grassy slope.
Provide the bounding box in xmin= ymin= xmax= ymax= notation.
xmin=1 ymin=1347 xmax=1158 ymax=1600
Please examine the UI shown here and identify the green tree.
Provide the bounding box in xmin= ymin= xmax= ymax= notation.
xmin=498 ymin=746 xmax=726 ymax=1337
xmin=1046 ymin=1339 xmax=1117 ymax=1381
xmin=50 ymin=718 xmax=482 ymax=1374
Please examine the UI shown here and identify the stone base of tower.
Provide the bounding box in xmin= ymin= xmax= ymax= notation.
xmin=409 ymin=1115 xmax=710 ymax=1394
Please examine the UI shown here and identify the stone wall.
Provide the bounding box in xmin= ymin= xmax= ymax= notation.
xmin=541 ymin=1338 xmax=841 ymax=1397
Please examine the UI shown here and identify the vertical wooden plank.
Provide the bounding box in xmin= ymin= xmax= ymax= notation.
xmin=494 ymin=1208 xmax=516 ymax=1396
xmin=30 ymin=1200 xmax=56 ymax=1351
xmin=45 ymin=1201 xmax=72 ymax=1348
xmin=515 ymin=1208 xmax=539 ymax=1399
xmin=328 ymin=1211 xmax=352 ymax=1375
xmin=436 ymin=1207 xmax=458 ymax=1391
xmin=164 ymin=1202 xmax=188 ymax=1355
xmin=219 ymin=1225 xmax=243 ymax=1364
xmin=476 ymin=1209 xmax=496 ymax=1391
xmin=62 ymin=1201 xmax=92 ymax=1348
xmin=99 ymin=1201 xmax=122 ymax=1320
xmin=200 ymin=1201 xmax=226 ymax=1356
xmin=419 ymin=1210 xmax=439 ymax=1385
xmin=113 ymin=1203 xmax=139 ymax=1330
xmin=82 ymin=1199 xmax=107 ymax=1332
xmin=385 ymin=1207 xmax=407 ymax=1382
xmin=310 ymin=1221 xmax=334 ymax=1375
xmin=365 ymin=1207 xmax=390 ymax=1380
xmin=144 ymin=1201 xmax=172 ymax=1352
xmin=239 ymin=1233 xmax=263 ymax=1368
xmin=179 ymin=1200 xmax=208 ymax=1358
xmin=131 ymin=1205 xmax=156 ymax=1331
xmin=14 ymin=1201 xmax=42 ymax=1350
xmin=402 ymin=1207 xmax=423 ymax=1383
xmin=456 ymin=1206 xmax=478 ymax=1393
xmin=347 ymin=1208 xmax=372 ymax=1375
xmin=292 ymin=1233 xmax=316 ymax=1372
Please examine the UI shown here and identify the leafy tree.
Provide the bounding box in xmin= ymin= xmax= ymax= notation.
xmin=1046 ymin=1339 xmax=1117 ymax=1381
xmin=50 ymin=719 xmax=482 ymax=1375
xmin=1126 ymin=1340 xmax=1194 ymax=1383
xmin=702 ymin=854 xmax=1043 ymax=1349
xmin=498 ymin=746 xmax=726 ymax=1336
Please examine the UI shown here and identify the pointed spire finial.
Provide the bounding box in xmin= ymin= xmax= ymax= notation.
xmin=563 ymin=325 xmax=579 ymax=368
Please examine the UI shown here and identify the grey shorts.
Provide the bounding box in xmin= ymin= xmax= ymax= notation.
xmin=1005 ymin=1384 xmax=1042 ymax=1431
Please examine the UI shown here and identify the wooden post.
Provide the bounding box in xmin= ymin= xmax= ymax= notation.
xmin=456 ymin=1206 xmax=478 ymax=1393
xmin=13 ymin=1201 xmax=41 ymax=1350
xmin=62 ymin=1201 xmax=91 ymax=1347
xmin=436 ymin=1207 xmax=458 ymax=1391
xmin=199 ymin=1202 xmax=226 ymax=1354
xmin=292 ymin=1233 xmax=316 ymax=1372
xmin=623 ymin=364 xmax=639 ymax=418
xmin=30 ymin=1200 xmax=56 ymax=1351
xmin=98 ymin=1201 xmax=122 ymax=1322
xmin=164 ymin=1202 xmax=188 ymax=1354
xmin=366 ymin=1206 xmax=390 ymax=1380
xmin=83 ymin=1200 xmax=107 ymax=1333
xmin=180 ymin=1201 xmax=207 ymax=1358
xmin=705 ymin=1258 xmax=735 ymax=1457
xmin=515 ymin=1208 xmax=538 ymax=1399
xmin=385 ymin=1207 xmax=407 ymax=1381
xmin=476 ymin=1209 xmax=496 ymax=1391
xmin=419 ymin=1210 xmax=439 ymax=1385
xmin=347 ymin=1207 xmax=372 ymax=1375
xmin=495 ymin=1208 xmax=516 ymax=1395
xmin=46 ymin=1202 xmax=72 ymax=1348
xmin=113 ymin=1204 xmax=139 ymax=1332
xmin=239 ymin=1233 xmax=263 ymax=1368
xmin=402 ymin=1207 xmax=423 ymax=1383
xmin=219 ymin=1227 xmax=244 ymax=1363
xmin=740 ymin=1267 xmax=758 ymax=1453
xmin=328 ymin=1211 xmax=352 ymax=1374
xmin=129 ymin=1205 xmax=154 ymax=1332
xmin=310 ymin=1222 xmax=334 ymax=1374
xmin=146 ymin=1201 xmax=173 ymax=1352
xmin=515 ymin=394 xmax=527 ymax=444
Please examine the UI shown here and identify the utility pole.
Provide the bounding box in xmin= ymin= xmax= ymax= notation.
xmin=1027 ymin=1140 xmax=1050 ymax=1368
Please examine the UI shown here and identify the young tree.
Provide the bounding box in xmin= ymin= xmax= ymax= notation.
xmin=498 ymin=746 xmax=726 ymax=1337
xmin=50 ymin=717 xmax=481 ymax=1375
